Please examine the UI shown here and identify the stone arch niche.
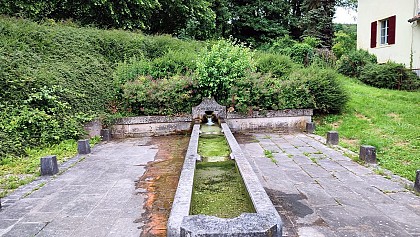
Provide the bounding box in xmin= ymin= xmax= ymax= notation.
xmin=191 ymin=97 xmax=226 ymax=123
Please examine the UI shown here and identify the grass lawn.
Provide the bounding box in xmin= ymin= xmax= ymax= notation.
xmin=315 ymin=76 xmax=420 ymax=181
xmin=0 ymin=138 xmax=100 ymax=198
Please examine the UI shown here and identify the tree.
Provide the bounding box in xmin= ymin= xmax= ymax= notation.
xmin=148 ymin=0 xmax=216 ymax=40
xmin=301 ymin=0 xmax=336 ymax=48
xmin=336 ymin=0 xmax=357 ymax=9
xmin=0 ymin=0 xmax=160 ymax=30
xmin=229 ymin=0 xmax=291 ymax=46
xmin=211 ymin=0 xmax=232 ymax=38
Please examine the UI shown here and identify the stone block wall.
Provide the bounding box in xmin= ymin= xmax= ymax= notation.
xmin=111 ymin=109 xmax=313 ymax=138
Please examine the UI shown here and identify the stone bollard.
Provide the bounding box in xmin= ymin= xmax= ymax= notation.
xmin=415 ymin=170 xmax=420 ymax=192
xmin=326 ymin=131 xmax=339 ymax=145
xmin=306 ymin=122 xmax=315 ymax=134
xmin=100 ymin=129 xmax=111 ymax=142
xmin=40 ymin=155 xmax=59 ymax=176
xmin=359 ymin=145 xmax=377 ymax=164
xmin=78 ymin=139 xmax=91 ymax=154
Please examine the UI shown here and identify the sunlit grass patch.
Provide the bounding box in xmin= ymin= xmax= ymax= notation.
xmin=315 ymin=76 xmax=420 ymax=181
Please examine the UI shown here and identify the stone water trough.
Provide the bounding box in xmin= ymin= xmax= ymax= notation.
xmin=167 ymin=98 xmax=283 ymax=237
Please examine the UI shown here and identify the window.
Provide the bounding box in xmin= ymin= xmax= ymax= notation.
xmin=380 ymin=19 xmax=389 ymax=45
xmin=370 ymin=15 xmax=396 ymax=48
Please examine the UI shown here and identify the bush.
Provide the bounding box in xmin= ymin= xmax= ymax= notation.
xmin=311 ymin=48 xmax=337 ymax=69
xmin=229 ymin=73 xmax=314 ymax=113
xmin=259 ymin=35 xmax=297 ymax=55
xmin=288 ymin=67 xmax=348 ymax=113
xmin=255 ymin=53 xmax=299 ymax=78
xmin=359 ymin=62 xmax=420 ymax=90
xmin=332 ymin=30 xmax=357 ymax=59
xmin=0 ymin=16 xmax=203 ymax=159
xmin=195 ymin=40 xmax=255 ymax=104
xmin=337 ymin=49 xmax=377 ymax=77
xmin=121 ymin=75 xmax=200 ymax=115
xmin=289 ymin=43 xmax=315 ymax=66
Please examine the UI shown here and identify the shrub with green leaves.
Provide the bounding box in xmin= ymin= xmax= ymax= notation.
xmin=229 ymin=73 xmax=314 ymax=113
xmin=359 ymin=62 xmax=420 ymax=91
xmin=255 ymin=53 xmax=299 ymax=78
xmin=337 ymin=49 xmax=377 ymax=78
xmin=195 ymin=40 xmax=255 ymax=104
xmin=259 ymin=35 xmax=297 ymax=55
xmin=288 ymin=67 xmax=348 ymax=113
xmin=332 ymin=30 xmax=357 ymax=59
xmin=121 ymin=75 xmax=200 ymax=115
xmin=0 ymin=16 xmax=203 ymax=159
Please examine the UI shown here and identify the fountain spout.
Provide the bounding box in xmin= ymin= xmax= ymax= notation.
xmin=206 ymin=116 xmax=215 ymax=126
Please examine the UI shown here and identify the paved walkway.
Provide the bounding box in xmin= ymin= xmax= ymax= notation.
xmin=1 ymin=134 xmax=419 ymax=237
xmin=0 ymin=138 xmax=156 ymax=237
xmin=239 ymin=133 xmax=420 ymax=237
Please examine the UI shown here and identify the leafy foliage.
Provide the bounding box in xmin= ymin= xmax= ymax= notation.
xmin=229 ymin=0 xmax=291 ymax=46
xmin=0 ymin=0 xmax=160 ymax=30
xmin=116 ymin=39 xmax=348 ymax=115
xmin=332 ymin=30 xmax=357 ymax=59
xmin=301 ymin=0 xmax=336 ymax=48
xmin=0 ymin=16 xmax=201 ymax=158
xmin=359 ymin=62 xmax=420 ymax=91
xmin=255 ymin=53 xmax=300 ymax=78
xmin=1 ymin=17 xmax=350 ymax=160
xmin=150 ymin=0 xmax=216 ymax=40
xmin=121 ymin=75 xmax=200 ymax=115
xmin=0 ymin=0 xmax=344 ymax=46
xmin=229 ymin=72 xmax=315 ymax=112
xmin=195 ymin=40 xmax=255 ymax=104
xmin=337 ymin=49 xmax=377 ymax=78
xmin=289 ymin=67 xmax=348 ymax=113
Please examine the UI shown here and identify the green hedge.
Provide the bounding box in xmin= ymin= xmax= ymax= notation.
xmin=359 ymin=62 xmax=420 ymax=91
xmin=255 ymin=52 xmax=299 ymax=78
xmin=117 ymin=40 xmax=348 ymax=115
xmin=0 ymin=16 xmax=201 ymax=158
xmin=337 ymin=49 xmax=377 ymax=78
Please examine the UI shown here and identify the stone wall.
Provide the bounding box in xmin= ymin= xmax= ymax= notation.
xmin=227 ymin=109 xmax=312 ymax=133
xmin=112 ymin=115 xmax=193 ymax=138
xmin=111 ymin=109 xmax=313 ymax=138
xmin=83 ymin=119 xmax=102 ymax=138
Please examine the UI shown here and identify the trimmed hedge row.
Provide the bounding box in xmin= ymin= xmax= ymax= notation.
xmin=116 ymin=40 xmax=348 ymax=115
xmin=0 ymin=16 xmax=202 ymax=158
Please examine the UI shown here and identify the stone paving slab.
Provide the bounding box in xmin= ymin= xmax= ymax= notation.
xmin=238 ymin=132 xmax=420 ymax=237
xmin=0 ymin=138 xmax=156 ymax=237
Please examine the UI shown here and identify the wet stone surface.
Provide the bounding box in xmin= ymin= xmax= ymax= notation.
xmin=2 ymin=133 xmax=419 ymax=237
xmin=237 ymin=132 xmax=420 ymax=237
xmin=138 ymin=135 xmax=189 ymax=237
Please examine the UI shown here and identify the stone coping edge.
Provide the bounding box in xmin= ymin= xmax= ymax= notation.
xmin=181 ymin=213 xmax=280 ymax=236
xmin=221 ymin=123 xmax=283 ymax=235
xmin=227 ymin=109 xmax=313 ymax=119
xmin=167 ymin=124 xmax=200 ymax=237
xmin=114 ymin=109 xmax=313 ymax=125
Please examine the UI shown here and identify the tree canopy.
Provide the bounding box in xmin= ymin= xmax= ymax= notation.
xmin=0 ymin=0 xmax=356 ymax=47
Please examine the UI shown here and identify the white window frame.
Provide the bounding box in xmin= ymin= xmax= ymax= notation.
xmin=380 ymin=18 xmax=389 ymax=45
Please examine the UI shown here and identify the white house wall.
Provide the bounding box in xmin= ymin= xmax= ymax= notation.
xmin=357 ymin=0 xmax=420 ymax=69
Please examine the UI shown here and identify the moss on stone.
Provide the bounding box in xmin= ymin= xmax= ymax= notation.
xmin=198 ymin=135 xmax=230 ymax=158
xmin=191 ymin=160 xmax=255 ymax=218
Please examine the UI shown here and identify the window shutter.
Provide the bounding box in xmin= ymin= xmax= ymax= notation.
xmin=370 ymin=21 xmax=377 ymax=48
xmin=388 ymin=15 xmax=396 ymax=45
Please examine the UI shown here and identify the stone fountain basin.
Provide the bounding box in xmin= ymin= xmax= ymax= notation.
xmin=167 ymin=123 xmax=282 ymax=237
